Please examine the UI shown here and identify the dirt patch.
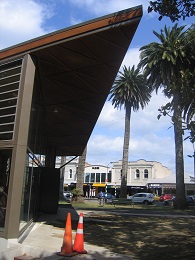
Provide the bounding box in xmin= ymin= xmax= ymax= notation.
xmin=82 ymin=213 xmax=195 ymax=260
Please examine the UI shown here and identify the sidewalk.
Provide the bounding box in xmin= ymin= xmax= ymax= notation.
xmin=5 ymin=206 xmax=134 ymax=260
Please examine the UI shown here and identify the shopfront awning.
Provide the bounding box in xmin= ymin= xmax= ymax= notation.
xmin=92 ymin=183 xmax=106 ymax=187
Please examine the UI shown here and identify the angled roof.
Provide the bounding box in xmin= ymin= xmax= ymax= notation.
xmin=0 ymin=5 xmax=143 ymax=156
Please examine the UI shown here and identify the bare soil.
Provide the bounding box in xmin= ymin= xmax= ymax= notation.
xmin=83 ymin=212 xmax=195 ymax=260
xmin=56 ymin=201 xmax=195 ymax=259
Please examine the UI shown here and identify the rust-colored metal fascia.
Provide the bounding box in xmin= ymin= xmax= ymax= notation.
xmin=0 ymin=5 xmax=142 ymax=61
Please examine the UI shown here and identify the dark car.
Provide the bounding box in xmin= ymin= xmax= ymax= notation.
xmin=186 ymin=196 xmax=195 ymax=206
xmin=172 ymin=195 xmax=195 ymax=206
xmin=97 ymin=192 xmax=115 ymax=200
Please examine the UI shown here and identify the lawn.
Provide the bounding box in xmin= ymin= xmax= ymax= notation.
xmin=59 ymin=200 xmax=195 ymax=260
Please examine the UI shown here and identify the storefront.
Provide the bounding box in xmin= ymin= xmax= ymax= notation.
xmin=147 ymin=173 xmax=195 ymax=195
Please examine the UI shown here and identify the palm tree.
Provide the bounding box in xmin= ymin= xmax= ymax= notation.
xmin=59 ymin=156 xmax=66 ymax=200
xmin=139 ymin=24 xmax=193 ymax=209
xmin=75 ymin=146 xmax=87 ymax=203
xmin=182 ymin=24 xmax=195 ymax=123
xmin=109 ymin=65 xmax=151 ymax=198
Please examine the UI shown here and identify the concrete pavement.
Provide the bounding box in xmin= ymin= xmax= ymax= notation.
xmin=2 ymin=205 xmax=134 ymax=260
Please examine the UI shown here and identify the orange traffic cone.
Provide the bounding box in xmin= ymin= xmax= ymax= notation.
xmin=57 ymin=212 xmax=77 ymax=257
xmin=73 ymin=213 xmax=87 ymax=254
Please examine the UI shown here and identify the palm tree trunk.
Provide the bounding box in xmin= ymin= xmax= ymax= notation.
xmin=75 ymin=146 xmax=87 ymax=204
xmin=173 ymin=92 xmax=188 ymax=209
xmin=120 ymin=104 xmax=131 ymax=198
xmin=59 ymin=156 xmax=66 ymax=200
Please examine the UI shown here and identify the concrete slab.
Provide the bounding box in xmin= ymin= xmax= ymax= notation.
xmin=15 ymin=206 xmax=134 ymax=260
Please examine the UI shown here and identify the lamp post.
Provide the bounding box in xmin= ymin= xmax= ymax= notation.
xmin=106 ymin=162 xmax=113 ymax=196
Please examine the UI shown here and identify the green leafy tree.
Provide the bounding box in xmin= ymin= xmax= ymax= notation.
xmin=148 ymin=0 xmax=195 ymax=22
xmin=109 ymin=66 xmax=151 ymax=198
xmin=139 ymin=24 xmax=193 ymax=209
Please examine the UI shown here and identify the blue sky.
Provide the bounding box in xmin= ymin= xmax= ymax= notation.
xmin=0 ymin=0 xmax=194 ymax=175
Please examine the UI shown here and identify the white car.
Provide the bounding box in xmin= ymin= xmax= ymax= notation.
xmin=131 ymin=193 xmax=154 ymax=205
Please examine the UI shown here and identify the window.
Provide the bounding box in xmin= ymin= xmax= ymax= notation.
xmin=101 ymin=173 xmax=106 ymax=183
xmin=144 ymin=169 xmax=148 ymax=179
xmin=92 ymin=166 xmax=99 ymax=169
xmin=96 ymin=173 xmax=100 ymax=183
xmin=107 ymin=170 xmax=111 ymax=182
xmin=135 ymin=169 xmax=140 ymax=179
xmin=85 ymin=173 xmax=90 ymax=183
xmin=91 ymin=173 xmax=95 ymax=182
xmin=69 ymin=169 xmax=73 ymax=178
xmin=0 ymin=149 xmax=12 ymax=231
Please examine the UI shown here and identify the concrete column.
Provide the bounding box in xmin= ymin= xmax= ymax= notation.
xmin=4 ymin=55 xmax=35 ymax=239
xmin=45 ymin=145 xmax=56 ymax=168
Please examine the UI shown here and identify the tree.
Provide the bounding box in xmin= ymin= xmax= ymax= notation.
xmin=109 ymin=66 xmax=151 ymax=198
xmin=59 ymin=156 xmax=66 ymax=200
xmin=182 ymin=24 xmax=195 ymax=159
xmin=148 ymin=0 xmax=195 ymax=22
xmin=139 ymin=24 xmax=193 ymax=209
xmin=182 ymin=24 xmax=195 ymax=121
xmin=74 ymin=146 xmax=87 ymax=203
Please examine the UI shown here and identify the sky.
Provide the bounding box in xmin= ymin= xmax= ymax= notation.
xmin=0 ymin=0 xmax=194 ymax=175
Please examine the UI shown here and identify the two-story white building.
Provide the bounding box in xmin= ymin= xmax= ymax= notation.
xmin=106 ymin=159 xmax=172 ymax=196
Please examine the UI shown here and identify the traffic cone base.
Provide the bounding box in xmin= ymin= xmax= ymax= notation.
xmin=57 ymin=251 xmax=78 ymax=257
xmin=73 ymin=249 xmax=87 ymax=254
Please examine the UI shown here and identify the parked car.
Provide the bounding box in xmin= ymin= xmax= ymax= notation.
xmin=131 ymin=193 xmax=154 ymax=205
xmin=172 ymin=195 xmax=195 ymax=206
xmin=186 ymin=196 xmax=195 ymax=206
xmin=63 ymin=191 xmax=73 ymax=202
xmin=159 ymin=194 xmax=173 ymax=202
xmin=97 ymin=192 xmax=115 ymax=200
xmin=153 ymin=194 xmax=160 ymax=201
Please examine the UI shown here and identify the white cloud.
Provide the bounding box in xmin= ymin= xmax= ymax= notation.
xmin=90 ymin=135 xmax=123 ymax=152
xmin=67 ymin=0 xmax=148 ymax=15
xmin=87 ymin=126 xmax=176 ymax=172
xmin=87 ymin=135 xmax=123 ymax=165
xmin=131 ymin=91 xmax=172 ymax=134
xmin=70 ymin=16 xmax=82 ymax=26
xmin=0 ymin=0 xmax=54 ymax=49
xmin=97 ymin=102 xmax=124 ymax=130
xmin=121 ymin=48 xmax=141 ymax=69
xmin=97 ymin=88 xmax=171 ymax=134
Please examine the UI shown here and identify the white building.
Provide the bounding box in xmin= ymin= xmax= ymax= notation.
xmin=112 ymin=159 xmax=172 ymax=185
xmin=147 ymin=173 xmax=195 ymax=195
xmin=60 ymin=157 xmax=172 ymax=196
xmin=110 ymin=159 xmax=172 ymax=196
